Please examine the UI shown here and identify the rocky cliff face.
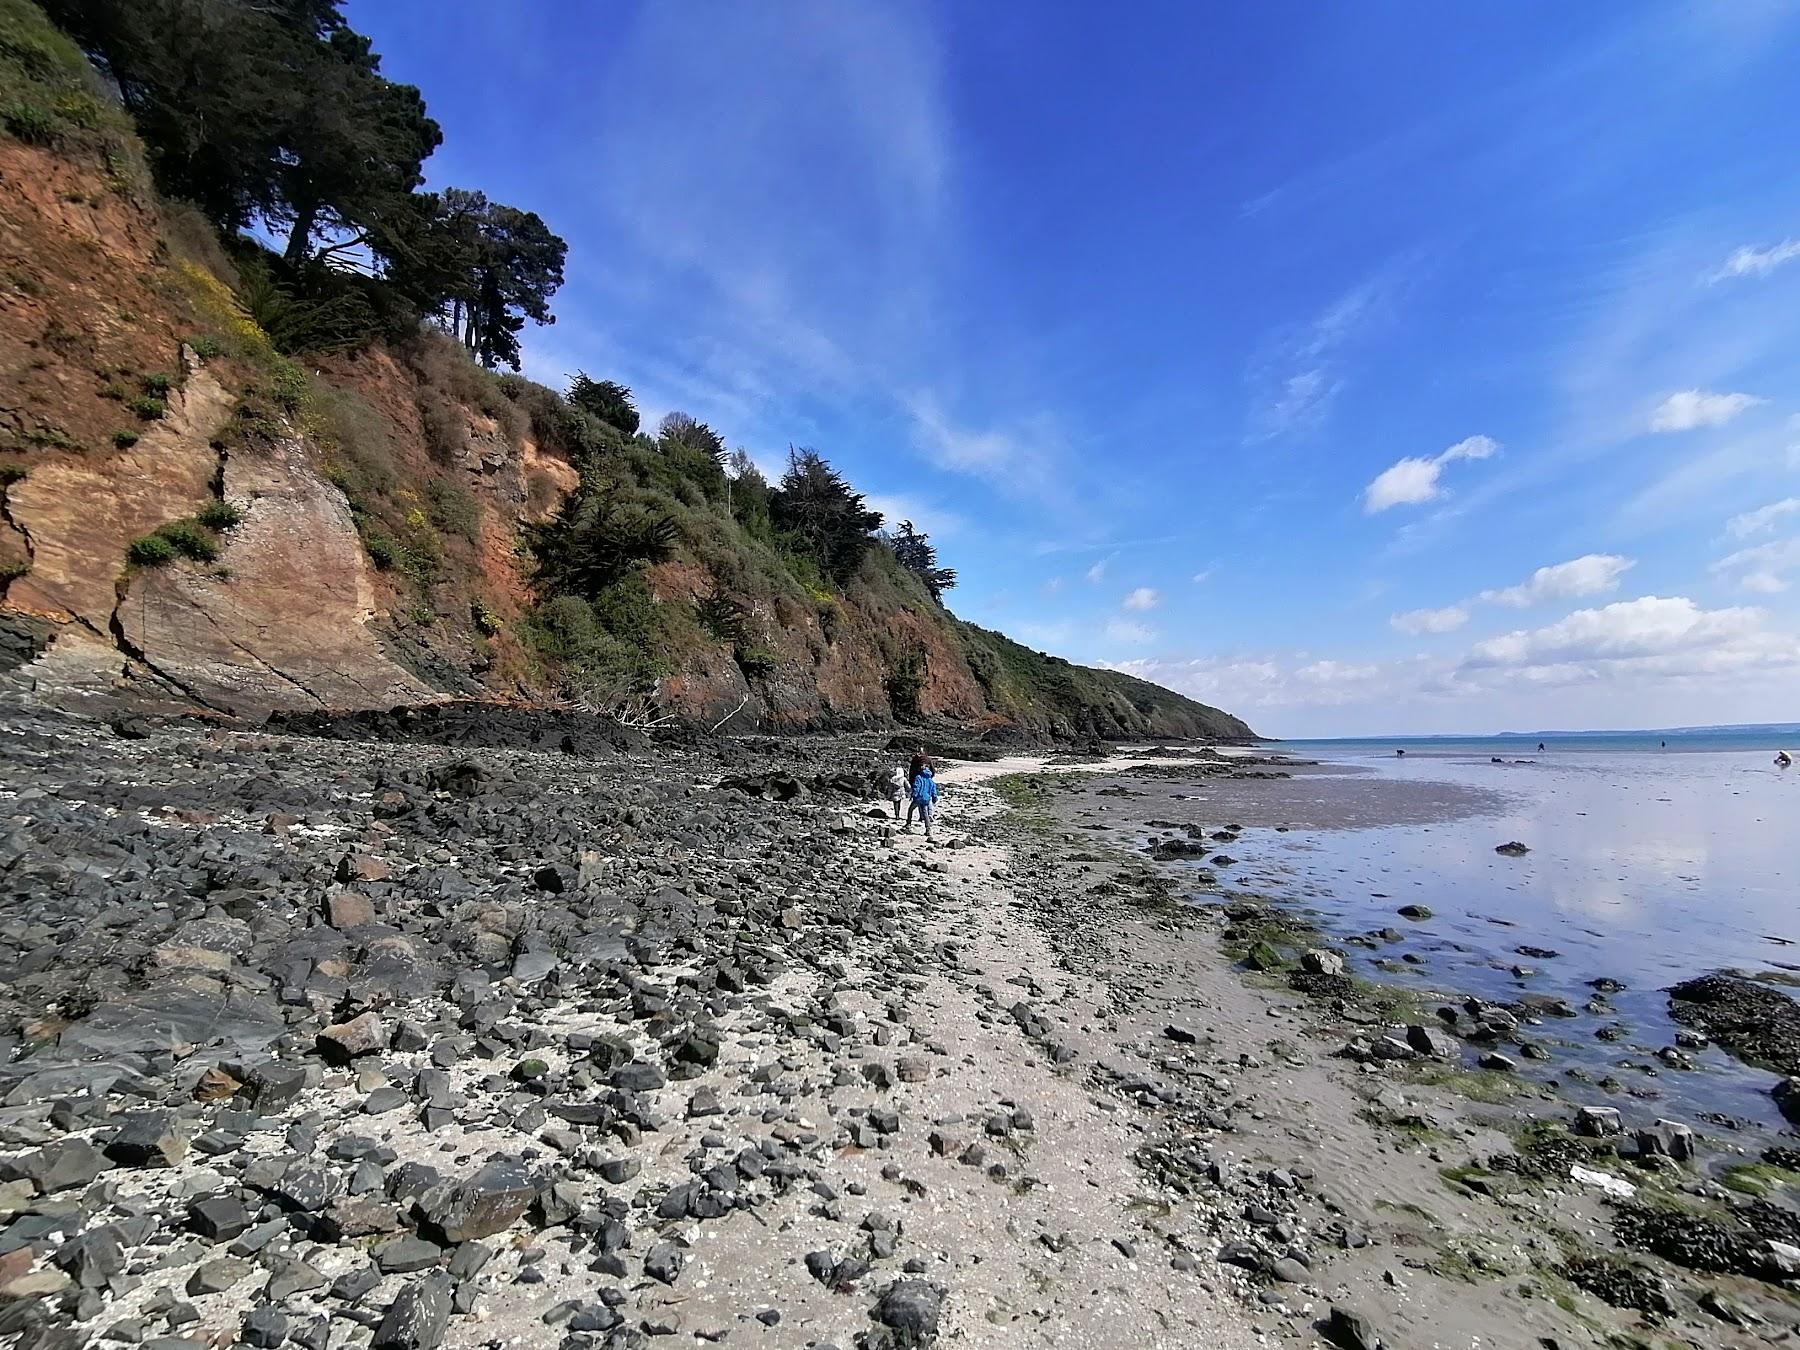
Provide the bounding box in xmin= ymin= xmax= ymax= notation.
xmin=0 ymin=136 xmax=1253 ymax=741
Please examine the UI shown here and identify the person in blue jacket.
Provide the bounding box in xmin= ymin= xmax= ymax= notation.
xmin=905 ymin=764 xmax=940 ymax=840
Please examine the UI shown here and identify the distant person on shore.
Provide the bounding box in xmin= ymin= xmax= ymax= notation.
xmin=1777 ymin=750 xmax=1793 ymax=769
xmin=905 ymin=763 xmax=940 ymax=840
xmin=885 ymin=763 xmax=907 ymax=818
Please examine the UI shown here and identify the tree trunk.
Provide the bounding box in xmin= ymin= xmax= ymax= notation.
xmin=284 ymin=199 xmax=318 ymax=266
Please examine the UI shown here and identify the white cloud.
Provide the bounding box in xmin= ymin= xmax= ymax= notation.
xmin=1103 ymin=619 xmax=1156 ymax=645
xmin=1712 ymin=239 xmax=1800 ymax=282
xmin=1390 ymin=605 xmax=1469 ymax=635
xmin=1648 ymin=389 xmax=1764 ymax=432
xmin=1728 ymin=497 xmax=1800 ymax=539
xmin=1465 ymin=595 xmax=1778 ymax=672
xmin=904 ymin=391 xmax=1062 ymax=499
xmin=1084 ymin=558 xmax=1109 ymax=584
xmin=864 ymin=494 xmax=967 ymax=541
xmin=1122 ymin=587 xmax=1159 ymax=612
xmin=1477 ymin=553 xmax=1635 ymax=607
xmin=1103 ymin=653 xmax=1409 ymax=714
xmin=1712 ymin=537 xmax=1800 ymax=594
xmin=1041 ymin=576 xmax=1064 ymax=595
xmin=1362 ymin=435 xmax=1499 ymax=513
xmin=1191 ymin=569 xmax=1214 ymax=584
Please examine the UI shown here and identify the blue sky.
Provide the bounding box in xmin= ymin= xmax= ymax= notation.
xmin=351 ymin=0 xmax=1800 ymax=736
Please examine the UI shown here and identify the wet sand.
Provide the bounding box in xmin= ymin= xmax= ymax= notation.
xmin=1046 ymin=748 xmax=1800 ymax=1134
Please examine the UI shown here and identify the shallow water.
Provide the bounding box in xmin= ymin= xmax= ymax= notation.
xmin=1068 ymin=748 xmax=1800 ymax=1134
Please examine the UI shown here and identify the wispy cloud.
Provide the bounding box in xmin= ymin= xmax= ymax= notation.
xmin=1648 ymin=389 xmax=1764 ymax=432
xmin=902 ymin=391 xmax=1064 ymax=504
xmin=1478 ymin=553 xmax=1635 ymax=607
xmin=864 ymin=493 xmax=968 ymax=541
xmin=1122 ymin=586 xmax=1159 ymax=612
xmin=1390 ymin=606 xmax=1469 ymax=635
xmin=1362 ymin=435 xmax=1499 ymax=513
xmin=1084 ymin=557 xmax=1110 ymax=584
xmin=1712 ymin=537 xmax=1800 ymax=594
xmin=1104 ymin=619 xmax=1156 ymax=645
xmin=1711 ymin=239 xmax=1800 ymax=283
xmin=1726 ymin=497 xmax=1800 ymax=540
xmin=1191 ymin=568 xmax=1214 ymax=585
xmin=1247 ymin=273 xmax=1402 ymax=443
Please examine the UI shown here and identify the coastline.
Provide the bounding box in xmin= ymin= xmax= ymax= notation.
xmin=2 ymin=718 xmax=1795 ymax=1350
xmin=985 ymin=746 xmax=1800 ymax=1347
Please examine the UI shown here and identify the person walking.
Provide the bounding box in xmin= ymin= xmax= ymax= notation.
xmin=885 ymin=763 xmax=907 ymax=818
xmin=905 ymin=763 xmax=940 ymax=841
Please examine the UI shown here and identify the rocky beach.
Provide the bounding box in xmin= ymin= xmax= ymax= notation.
xmin=2 ymin=711 xmax=1797 ymax=1350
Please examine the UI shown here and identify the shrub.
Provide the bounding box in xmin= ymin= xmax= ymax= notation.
xmin=1 ymin=101 xmax=54 ymax=143
xmin=885 ymin=646 xmax=927 ymax=720
xmin=314 ymin=387 xmax=397 ymax=499
xmin=196 ymin=498 xmax=243 ymax=531
xmin=182 ymin=334 xmax=224 ymax=359
xmin=419 ymin=396 xmax=467 ymax=465
xmin=362 ymin=531 xmax=399 ymax=570
xmin=126 ymin=533 xmax=175 ymax=566
xmin=111 ymin=429 xmax=138 ymax=449
xmin=268 ymin=359 xmax=309 ymax=414
xmin=127 ymin=395 xmax=166 ymax=421
xmin=155 ymin=520 xmax=218 ymax=561
xmin=696 ymin=592 xmax=751 ymax=646
xmin=0 ymin=556 xmax=28 ymax=583
xmin=141 ymin=372 xmax=174 ymax=396
xmin=471 ymin=599 xmax=501 ymax=635
xmin=734 ymin=643 xmax=777 ymax=677
xmin=425 ymin=478 xmax=480 ymax=541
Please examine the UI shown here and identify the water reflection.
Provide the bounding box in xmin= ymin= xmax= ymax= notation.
xmin=1216 ymin=750 xmax=1799 ymax=1130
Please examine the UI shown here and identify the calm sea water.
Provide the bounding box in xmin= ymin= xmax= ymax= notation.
xmin=1217 ymin=733 xmax=1800 ymax=1131
xmin=1278 ymin=725 xmax=1800 ymax=758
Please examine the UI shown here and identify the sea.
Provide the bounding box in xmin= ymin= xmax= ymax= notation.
xmin=1218 ymin=724 xmax=1800 ymax=1130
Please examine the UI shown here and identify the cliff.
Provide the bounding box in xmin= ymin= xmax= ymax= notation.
xmin=0 ymin=13 xmax=1252 ymax=742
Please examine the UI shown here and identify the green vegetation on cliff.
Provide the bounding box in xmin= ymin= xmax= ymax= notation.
xmin=0 ymin=0 xmax=1254 ymax=740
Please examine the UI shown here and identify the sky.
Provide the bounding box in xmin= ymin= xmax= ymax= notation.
xmin=349 ymin=0 xmax=1800 ymax=737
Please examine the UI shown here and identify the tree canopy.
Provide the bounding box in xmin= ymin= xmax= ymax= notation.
xmin=771 ymin=448 xmax=884 ymax=582
xmin=568 ymin=374 xmax=639 ymax=436
xmin=47 ymin=0 xmax=563 ymax=365
xmin=889 ymin=520 xmax=957 ymax=602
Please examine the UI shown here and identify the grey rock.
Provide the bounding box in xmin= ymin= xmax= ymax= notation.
xmin=371 ymin=1272 xmax=452 ymax=1350
xmin=375 ymin=1236 xmax=444 ymax=1274
xmin=418 ymin=1160 xmax=537 ymax=1242
xmin=1404 ymin=1025 xmax=1459 ymax=1059
xmin=105 ymin=1110 xmax=187 ymax=1168
xmin=187 ymin=1257 xmax=252 ymax=1295
xmin=187 ymin=1195 xmax=253 ymax=1241
xmin=1325 ymin=1305 xmax=1383 ymax=1350
xmin=878 ymin=1279 xmax=944 ymax=1337
xmin=317 ymin=1013 xmax=385 ymax=1064
xmin=643 ymin=1241 xmax=685 ymax=1285
xmin=240 ymin=1306 xmax=288 ymax=1348
xmin=1574 ymin=1106 xmax=1623 ymax=1138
